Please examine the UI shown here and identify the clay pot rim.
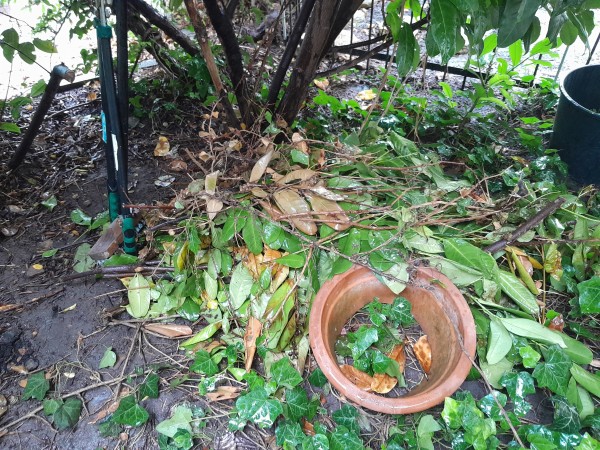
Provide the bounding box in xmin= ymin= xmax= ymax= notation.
xmin=309 ymin=265 xmax=476 ymax=415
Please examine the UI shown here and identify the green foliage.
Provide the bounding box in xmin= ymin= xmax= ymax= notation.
xmin=112 ymin=395 xmax=150 ymax=427
xmin=22 ymin=371 xmax=50 ymax=401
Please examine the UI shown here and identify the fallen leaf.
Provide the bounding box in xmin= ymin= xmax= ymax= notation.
xmin=263 ymin=247 xmax=283 ymax=263
xmin=305 ymin=193 xmax=350 ymax=231
xmin=389 ymin=343 xmax=407 ymax=372
xmin=413 ymin=335 xmax=432 ymax=374
xmin=340 ymin=364 xmax=373 ymax=391
xmin=89 ymin=398 xmax=120 ymax=423
xmin=205 ymin=171 xmax=219 ymax=195
xmin=228 ymin=139 xmax=242 ymax=151
xmin=302 ymin=418 xmax=315 ymax=436
xmin=205 ymin=198 xmax=223 ymax=221
xmin=244 ymin=252 xmax=263 ymax=279
xmin=154 ymin=175 xmax=175 ymax=187
xmin=278 ymin=169 xmax=316 ymax=185
xmin=292 ymin=132 xmax=309 ymax=154
xmin=251 ymin=187 xmax=269 ymax=198
xmin=9 ymin=365 xmax=27 ymax=374
xmin=258 ymin=200 xmax=282 ymax=221
xmin=244 ymin=316 xmax=262 ymax=372
xmin=205 ymin=385 xmax=241 ymax=402
xmin=517 ymin=255 xmax=534 ymax=276
xmin=191 ymin=340 xmax=224 ymax=354
xmin=313 ymin=78 xmax=329 ymax=90
xmin=270 ymin=264 xmax=289 ymax=293
xmin=356 ymin=88 xmax=377 ymax=101
xmin=1 ymin=227 xmax=18 ymax=237
xmin=18 ymin=379 xmax=27 ymax=388
xmin=86 ymin=91 xmax=97 ymax=101
xmin=144 ymin=324 xmax=193 ymax=338
xmin=59 ymin=304 xmax=77 ymax=313
xmin=371 ymin=373 xmax=397 ymax=394
xmin=273 ymin=189 xmax=317 ymax=235
xmin=153 ymin=136 xmax=170 ymax=157
xmin=32 ymin=263 xmax=43 ymax=270
xmin=547 ymin=314 xmax=564 ymax=332
xmin=169 ymin=159 xmax=188 ymax=172
xmin=198 ymin=151 xmax=211 ymax=162
xmin=249 ymin=148 xmax=274 ymax=183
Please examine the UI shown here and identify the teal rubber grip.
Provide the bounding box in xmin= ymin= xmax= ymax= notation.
xmin=122 ymin=216 xmax=137 ymax=255
xmin=108 ymin=192 xmax=120 ymax=222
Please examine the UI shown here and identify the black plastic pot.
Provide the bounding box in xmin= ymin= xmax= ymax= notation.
xmin=550 ymin=65 xmax=600 ymax=185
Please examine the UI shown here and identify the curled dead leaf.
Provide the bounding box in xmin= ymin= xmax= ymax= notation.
xmin=205 ymin=198 xmax=223 ymax=221
xmin=340 ymin=364 xmax=373 ymax=391
xmin=169 ymin=159 xmax=188 ymax=172
xmin=302 ymin=418 xmax=316 ymax=436
xmin=413 ymin=335 xmax=432 ymax=374
xmin=313 ymin=78 xmax=329 ymax=91
xmin=388 ymin=343 xmax=406 ymax=373
xmin=153 ymin=136 xmax=170 ymax=157
xmin=244 ymin=316 xmax=262 ymax=372
xmin=205 ymin=385 xmax=241 ymax=402
xmin=273 ymin=189 xmax=317 ymax=235
xmin=143 ymin=324 xmax=193 ymax=338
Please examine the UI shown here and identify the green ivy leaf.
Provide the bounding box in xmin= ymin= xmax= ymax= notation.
xmin=330 ymin=425 xmax=363 ymax=450
xmin=112 ymin=395 xmax=149 ymax=427
xmin=416 ymin=414 xmax=441 ymax=450
xmin=99 ymin=347 xmax=117 ymax=369
xmin=73 ymin=243 xmax=94 ymax=273
xmin=387 ymin=296 xmax=415 ymax=326
xmin=332 ymin=404 xmax=360 ymax=436
xmin=500 ymin=371 xmax=536 ymax=417
xmin=576 ymin=433 xmax=600 ymax=450
xmin=235 ymin=387 xmax=283 ymax=428
xmin=98 ymin=418 xmax=121 ymax=437
xmin=533 ymin=345 xmax=572 ymax=396
xmin=271 ymin=357 xmax=302 ymax=389
xmin=308 ymin=368 xmax=328 ymax=388
xmin=190 ymin=350 xmax=218 ymax=376
xmin=348 ymin=326 xmax=378 ymax=360
xmin=275 ymin=420 xmax=305 ymax=448
xmin=303 ymin=434 xmax=330 ymax=450
xmin=519 ymin=345 xmax=541 ymax=368
xmin=156 ymin=405 xmax=193 ymax=438
xmin=43 ymin=398 xmax=63 ymax=416
xmin=70 ymin=208 xmax=92 ymax=226
xmin=285 ymin=386 xmax=309 ymax=421
xmin=139 ymin=373 xmax=160 ymax=399
xmin=242 ymin=215 xmax=263 ymax=255
xmin=577 ymin=277 xmax=600 ymax=314
xmin=551 ymin=396 xmax=581 ymax=434
xmin=22 ymin=371 xmax=50 ymax=401
xmin=53 ymin=398 xmax=82 ymax=430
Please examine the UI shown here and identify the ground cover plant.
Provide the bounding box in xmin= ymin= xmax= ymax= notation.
xmin=0 ymin=0 xmax=599 ymax=449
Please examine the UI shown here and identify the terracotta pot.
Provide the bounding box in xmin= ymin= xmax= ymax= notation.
xmin=309 ymin=265 xmax=476 ymax=414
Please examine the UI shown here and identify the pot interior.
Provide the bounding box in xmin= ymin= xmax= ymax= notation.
xmin=320 ymin=269 xmax=464 ymax=396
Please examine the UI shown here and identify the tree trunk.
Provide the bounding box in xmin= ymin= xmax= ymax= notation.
xmin=276 ymin=0 xmax=363 ymax=124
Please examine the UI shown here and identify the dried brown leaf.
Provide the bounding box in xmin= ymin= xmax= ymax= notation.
xmin=389 ymin=343 xmax=406 ymax=373
xmin=249 ymin=149 xmax=274 ymax=183
xmin=244 ymin=316 xmax=262 ymax=372
xmin=302 ymin=419 xmax=316 ymax=436
xmin=371 ymin=373 xmax=396 ymax=394
xmin=169 ymin=159 xmax=188 ymax=172
xmin=305 ymin=193 xmax=350 ymax=231
xmin=143 ymin=324 xmax=193 ymax=338
xmin=153 ymin=136 xmax=170 ymax=157
xmin=313 ymin=78 xmax=329 ymax=91
xmin=258 ymin=200 xmax=282 ymax=220
xmin=273 ymin=189 xmax=317 ymax=235
xmin=548 ymin=314 xmax=565 ymax=332
xmin=205 ymin=385 xmax=241 ymax=402
xmin=277 ymin=169 xmax=317 ymax=185
xmin=339 ymin=364 xmax=373 ymax=391
xmin=413 ymin=335 xmax=432 ymax=374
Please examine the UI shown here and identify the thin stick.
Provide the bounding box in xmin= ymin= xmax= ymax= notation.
xmin=0 ymin=288 xmax=64 ymax=313
xmin=484 ymin=198 xmax=566 ymax=253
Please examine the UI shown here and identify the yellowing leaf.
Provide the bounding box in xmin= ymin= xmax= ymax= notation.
xmin=126 ymin=274 xmax=151 ymax=318
xmin=413 ymin=335 xmax=432 ymax=374
xmin=340 ymin=365 xmax=373 ymax=391
xmin=144 ymin=324 xmax=193 ymax=338
xmin=153 ymin=136 xmax=170 ymax=157
xmin=313 ymin=78 xmax=329 ymax=90
xmin=206 ymin=198 xmax=223 ymax=221
xmin=356 ymin=88 xmax=377 ymax=101
xmin=371 ymin=372 xmax=397 ymax=394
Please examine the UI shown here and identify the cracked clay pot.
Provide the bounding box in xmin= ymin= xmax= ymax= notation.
xmin=309 ymin=265 xmax=476 ymax=414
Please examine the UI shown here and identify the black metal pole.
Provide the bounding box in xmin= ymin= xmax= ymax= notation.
xmin=115 ymin=0 xmax=129 ymax=176
xmin=8 ymin=64 xmax=75 ymax=169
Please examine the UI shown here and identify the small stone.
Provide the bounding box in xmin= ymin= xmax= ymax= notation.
xmin=25 ymin=358 xmax=38 ymax=371
xmin=83 ymin=199 xmax=91 ymax=207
